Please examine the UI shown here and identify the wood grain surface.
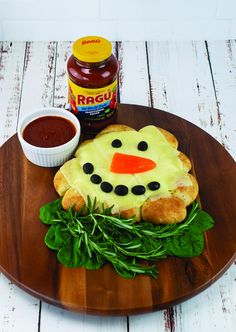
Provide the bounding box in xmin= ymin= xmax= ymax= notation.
xmin=0 ymin=104 xmax=235 ymax=316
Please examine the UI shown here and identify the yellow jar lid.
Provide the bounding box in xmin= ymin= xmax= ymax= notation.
xmin=72 ymin=36 xmax=112 ymax=63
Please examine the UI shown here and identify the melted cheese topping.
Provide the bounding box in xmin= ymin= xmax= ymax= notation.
xmin=60 ymin=125 xmax=191 ymax=212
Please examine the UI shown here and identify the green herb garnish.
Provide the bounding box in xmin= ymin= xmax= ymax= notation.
xmin=39 ymin=198 xmax=214 ymax=279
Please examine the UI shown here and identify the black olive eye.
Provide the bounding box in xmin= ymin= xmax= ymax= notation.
xmin=112 ymin=139 xmax=122 ymax=148
xmin=90 ymin=174 xmax=102 ymax=184
xmin=137 ymin=141 xmax=148 ymax=151
xmin=83 ymin=162 xmax=94 ymax=174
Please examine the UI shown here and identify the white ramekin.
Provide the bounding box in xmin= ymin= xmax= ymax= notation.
xmin=17 ymin=107 xmax=81 ymax=167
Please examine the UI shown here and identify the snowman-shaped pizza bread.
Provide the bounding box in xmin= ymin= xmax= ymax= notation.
xmin=54 ymin=125 xmax=198 ymax=224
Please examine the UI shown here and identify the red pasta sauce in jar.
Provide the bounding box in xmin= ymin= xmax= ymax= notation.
xmin=67 ymin=36 xmax=119 ymax=133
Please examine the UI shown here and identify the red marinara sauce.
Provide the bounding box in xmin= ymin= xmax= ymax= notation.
xmin=67 ymin=36 xmax=119 ymax=132
xmin=23 ymin=116 xmax=76 ymax=148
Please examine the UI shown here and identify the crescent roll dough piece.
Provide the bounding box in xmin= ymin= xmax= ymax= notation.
xmin=157 ymin=127 xmax=178 ymax=149
xmin=172 ymin=173 xmax=198 ymax=206
xmin=178 ymin=152 xmax=192 ymax=172
xmin=96 ymin=124 xmax=135 ymax=137
xmin=141 ymin=197 xmax=187 ymax=224
xmin=62 ymin=187 xmax=85 ymax=212
xmin=120 ymin=207 xmax=141 ymax=222
xmin=53 ymin=170 xmax=70 ymax=197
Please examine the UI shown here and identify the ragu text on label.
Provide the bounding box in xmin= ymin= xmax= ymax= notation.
xmin=82 ymin=39 xmax=101 ymax=45
xmin=77 ymin=91 xmax=112 ymax=105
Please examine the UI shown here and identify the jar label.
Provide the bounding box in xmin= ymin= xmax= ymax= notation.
xmin=68 ymin=79 xmax=117 ymax=121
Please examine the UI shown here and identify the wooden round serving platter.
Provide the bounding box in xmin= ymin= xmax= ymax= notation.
xmin=0 ymin=104 xmax=236 ymax=316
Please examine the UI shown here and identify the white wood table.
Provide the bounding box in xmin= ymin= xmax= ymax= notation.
xmin=0 ymin=40 xmax=235 ymax=332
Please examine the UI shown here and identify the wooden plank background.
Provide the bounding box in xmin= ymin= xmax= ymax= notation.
xmin=0 ymin=40 xmax=235 ymax=332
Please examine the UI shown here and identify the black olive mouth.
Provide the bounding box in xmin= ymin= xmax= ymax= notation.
xmin=82 ymin=162 xmax=160 ymax=196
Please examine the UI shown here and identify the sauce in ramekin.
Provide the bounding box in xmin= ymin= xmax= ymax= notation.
xmin=23 ymin=116 xmax=76 ymax=148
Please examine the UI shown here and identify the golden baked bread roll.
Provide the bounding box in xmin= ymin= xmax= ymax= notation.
xmin=54 ymin=124 xmax=198 ymax=224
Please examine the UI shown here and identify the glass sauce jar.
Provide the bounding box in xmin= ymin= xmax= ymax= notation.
xmin=67 ymin=36 xmax=119 ymax=132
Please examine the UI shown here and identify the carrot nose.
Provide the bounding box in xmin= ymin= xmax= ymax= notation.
xmin=110 ymin=152 xmax=156 ymax=174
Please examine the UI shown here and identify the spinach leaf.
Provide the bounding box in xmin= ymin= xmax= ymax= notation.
xmin=45 ymin=224 xmax=70 ymax=250
xmin=40 ymin=198 xmax=62 ymax=225
xmin=164 ymin=226 xmax=204 ymax=257
xmin=82 ymin=251 xmax=105 ymax=270
xmin=163 ymin=205 xmax=214 ymax=258
xmin=56 ymin=235 xmax=105 ymax=269
xmin=193 ymin=210 xmax=214 ymax=232
xmin=57 ymin=237 xmax=80 ymax=268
